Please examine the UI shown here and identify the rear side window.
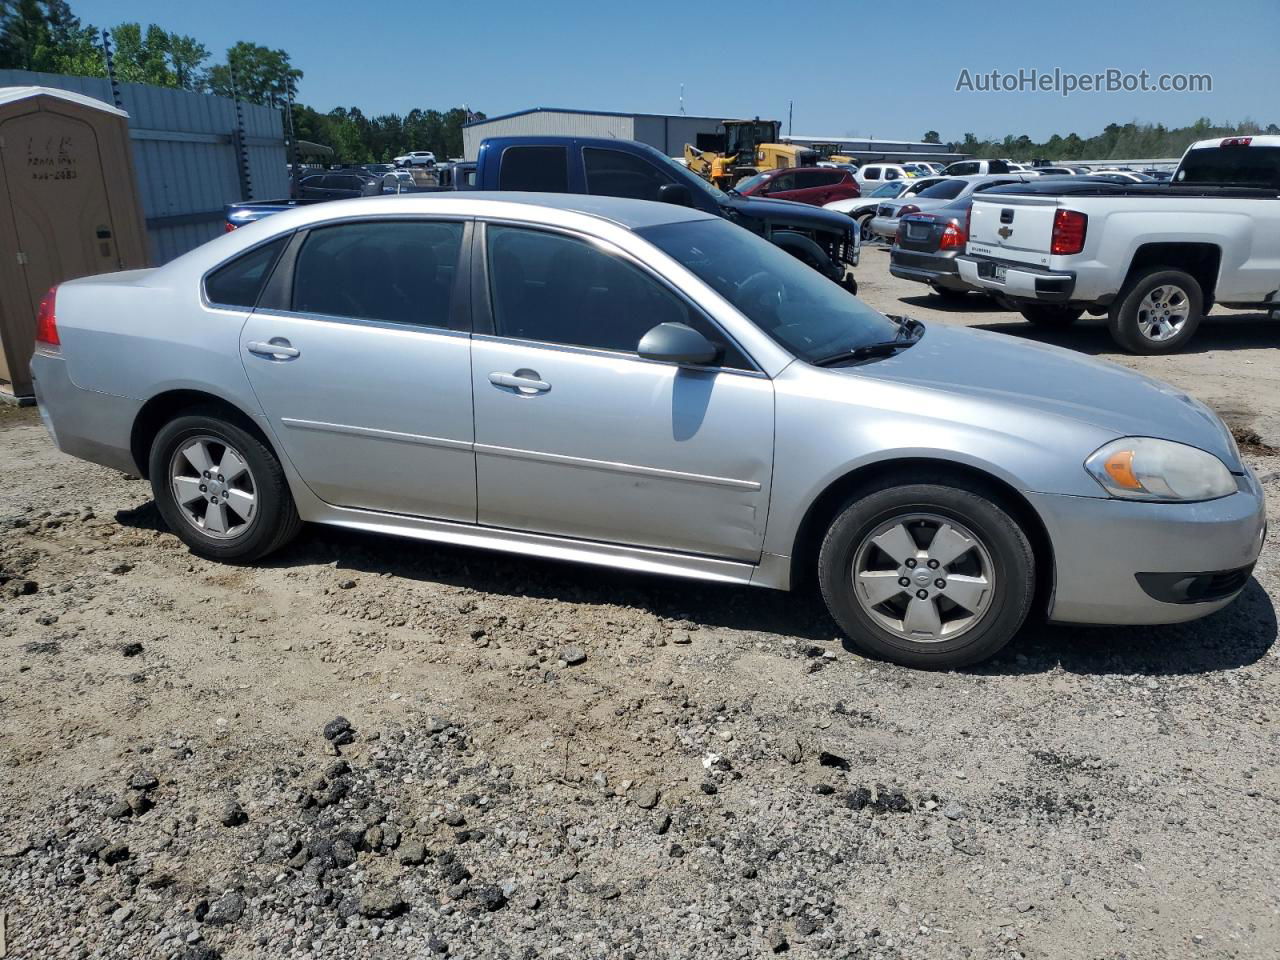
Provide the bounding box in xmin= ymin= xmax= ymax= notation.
xmin=583 ymin=147 xmax=674 ymax=201
xmin=485 ymin=225 xmax=750 ymax=368
xmin=499 ymin=146 xmax=569 ymax=192
xmin=205 ymin=237 xmax=288 ymax=308
xmin=863 ymin=167 xmax=881 ymax=180
xmin=292 ymin=220 xmax=464 ymax=327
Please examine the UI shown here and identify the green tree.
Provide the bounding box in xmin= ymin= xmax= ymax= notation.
xmin=0 ymin=0 xmax=99 ymax=72
xmin=208 ymin=41 xmax=301 ymax=106
xmin=921 ymin=130 xmax=941 ymax=144
xmin=167 ymin=33 xmax=209 ymax=91
xmin=111 ymin=22 xmax=174 ymax=86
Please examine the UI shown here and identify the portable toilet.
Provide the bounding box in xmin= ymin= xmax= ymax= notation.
xmin=0 ymin=86 xmax=148 ymax=400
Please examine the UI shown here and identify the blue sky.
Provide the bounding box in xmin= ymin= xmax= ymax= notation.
xmin=76 ymin=0 xmax=1278 ymax=141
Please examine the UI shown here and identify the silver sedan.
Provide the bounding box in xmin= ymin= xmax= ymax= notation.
xmin=29 ymin=194 xmax=1266 ymax=668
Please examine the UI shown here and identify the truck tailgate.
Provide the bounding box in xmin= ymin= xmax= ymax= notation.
xmin=966 ymin=195 xmax=1061 ymax=267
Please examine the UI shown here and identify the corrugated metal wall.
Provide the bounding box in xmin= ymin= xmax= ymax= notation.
xmin=463 ymin=111 xmax=635 ymax=159
xmin=632 ymin=115 xmax=726 ymax=156
xmin=0 ymin=70 xmax=287 ymax=263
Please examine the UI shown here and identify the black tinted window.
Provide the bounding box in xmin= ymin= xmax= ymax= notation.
xmin=292 ymin=220 xmax=464 ymax=327
xmin=205 ymin=237 xmax=288 ymax=308
xmin=583 ymin=147 xmax=674 ymax=201
xmin=769 ymin=172 xmax=797 ymax=191
xmin=917 ymin=179 xmax=966 ymax=199
xmin=486 ymin=225 xmax=749 ymax=367
xmin=1177 ymin=146 xmax=1280 ymax=187
xmin=499 ymin=146 xmax=569 ymax=192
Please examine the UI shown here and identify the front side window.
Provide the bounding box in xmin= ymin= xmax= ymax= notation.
xmin=583 ymin=147 xmax=675 ymax=201
xmin=639 ymin=218 xmax=900 ymax=364
xmin=292 ymin=220 xmax=464 ymax=327
xmin=769 ymin=172 xmax=797 ymax=192
xmin=864 ymin=167 xmax=881 ymax=180
xmin=499 ymin=146 xmax=569 ymax=192
xmin=205 ymin=236 xmax=288 ymax=308
xmin=485 ymin=225 xmax=749 ymax=367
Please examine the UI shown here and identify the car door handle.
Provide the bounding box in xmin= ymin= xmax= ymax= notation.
xmin=246 ymin=338 xmax=300 ymax=360
xmin=489 ymin=371 xmax=550 ymax=394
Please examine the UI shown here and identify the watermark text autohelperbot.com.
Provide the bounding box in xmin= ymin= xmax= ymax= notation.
xmin=956 ymin=68 xmax=1212 ymax=97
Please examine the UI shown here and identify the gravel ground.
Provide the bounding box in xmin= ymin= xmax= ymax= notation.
xmin=1 ymin=251 xmax=1277 ymax=960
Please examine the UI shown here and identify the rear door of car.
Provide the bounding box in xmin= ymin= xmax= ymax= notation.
xmin=239 ymin=217 xmax=478 ymax=521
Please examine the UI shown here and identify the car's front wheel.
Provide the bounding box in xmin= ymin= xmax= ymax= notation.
xmin=856 ymin=212 xmax=875 ymax=243
xmin=149 ymin=409 xmax=302 ymax=562
xmin=818 ymin=480 xmax=1035 ymax=669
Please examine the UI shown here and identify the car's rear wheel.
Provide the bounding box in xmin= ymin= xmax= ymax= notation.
xmin=818 ymin=480 xmax=1035 ymax=669
xmin=1018 ymin=305 xmax=1083 ymax=326
xmin=1108 ymin=268 xmax=1203 ymax=354
xmin=856 ymin=212 xmax=876 ymax=243
xmin=149 ymin=410 xmax=302 ymax=562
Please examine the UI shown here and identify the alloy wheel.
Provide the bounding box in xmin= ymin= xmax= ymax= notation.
xmin=169 ymin=436 xmax=258 ymax=539
xmin=1136 ymin=284 xmax=1190 ymax=342
xmin=851 ymin=513 xmax=995 ymax=643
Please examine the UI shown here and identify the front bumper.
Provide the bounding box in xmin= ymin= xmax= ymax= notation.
xmin=30 ymin=353 xmax=142 ymax=476
xmin=956 ymin=255 xmax=1076 ymax=303
xmin=889 ymin=250 xmax=972 ymax=291
xmin=1029 ymin=473 xmax=1267 ymax=625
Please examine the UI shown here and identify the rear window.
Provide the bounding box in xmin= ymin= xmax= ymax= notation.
xmin=499 ymin=146 xmax=569 ymax=192
xmin=1176 ymin=146 xmax=1280 ymax=187
xmin=918 ymin=179 xmax=966 ymax=199
xmin=205 ymin=237 xmax=288 ymax=308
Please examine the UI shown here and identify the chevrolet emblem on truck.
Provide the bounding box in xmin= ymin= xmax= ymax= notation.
xmin=998 ymin=225 xmax=1014 ymax=239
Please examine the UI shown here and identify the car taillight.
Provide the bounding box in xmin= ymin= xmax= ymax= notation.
xmin=35 ymin=286 xmax=60 ymax=346
xmin=1050 ymin=209 xmax=1088 ymax=255
xmin=964 ymin=205 xmax=973 ymax=241
xmin=224 ymin=221 xmax=238 ymax=232
xmin=898 ymin=204 xmax=920 ymax=217
xmin=1221 ymin=136 xmax=1252 ymax=147
xmin=939 ymin=218 xmax=966 ymax=249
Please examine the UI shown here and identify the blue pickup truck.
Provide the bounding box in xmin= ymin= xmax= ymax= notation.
xmin=226 ymin=137 xmax=858 ymax=288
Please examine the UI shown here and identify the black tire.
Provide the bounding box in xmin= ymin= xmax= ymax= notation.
xmin=840 ymin=274 xmax=859 ymax=296
xmin=856 ymin=212 xmax=876 ymax=243
xmin=931 ymin=285 xmax=970 ymax=303
xmin=1018 ymin=304 xmax=1083 ymax=326
xmin=1108 ymin=267 xmax=1203 ymax=354
xmin=149 ymin=408 xmax=303 ymax=562
xmin=817 ymin=478 xmax=1035 ymax=669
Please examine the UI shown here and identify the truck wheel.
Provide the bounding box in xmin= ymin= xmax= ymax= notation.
xmin=149 ymin=409 xmax=303 ymax=563
xmin=818 ymin=479 xmax=1035 ymax=669
xmin=1108 ymin=268 xmax=1203 ymax=354
xmin=1018 ymin=305 xmax=1083 ymax=326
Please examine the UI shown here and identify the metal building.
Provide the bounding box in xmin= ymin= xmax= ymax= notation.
xmin=0 ymin=69 xmax=288 ymax=264
xmin=462 ymin=107 xmax=729 ymax=160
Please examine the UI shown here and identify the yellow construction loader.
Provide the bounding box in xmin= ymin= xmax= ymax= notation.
xmin=685 ymin=118 xmax=818 ymax=189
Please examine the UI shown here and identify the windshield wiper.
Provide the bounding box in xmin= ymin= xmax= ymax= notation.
xmin=810 ymin=320 xmax=924 ymax=367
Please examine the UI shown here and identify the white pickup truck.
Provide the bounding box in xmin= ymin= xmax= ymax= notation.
xmin=957 ymin=136 xmax=1280 ymax=353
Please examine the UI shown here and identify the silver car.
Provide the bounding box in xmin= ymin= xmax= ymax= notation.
xmin=29 ymin=194 xmax=1266 ymax=669
xmin=869 ymin=174 xmax=1036 ymax=241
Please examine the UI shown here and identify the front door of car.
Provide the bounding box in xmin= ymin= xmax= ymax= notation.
xmin=240 ymin=218 xmax=477 ymax=521
xmin=763 ymin=171 xmax=799 ymax=201
xmin=470 ymin=223 xmax=774 ymax=562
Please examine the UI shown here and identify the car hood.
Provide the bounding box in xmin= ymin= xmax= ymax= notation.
xmin=839 ymin=323 xmax=1240 ymax=468
xmin=724 ymin=195 xmax=853 ymax=232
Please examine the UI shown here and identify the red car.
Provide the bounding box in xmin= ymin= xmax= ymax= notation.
xmin=733 ymin=166 xmax=860 ymax=205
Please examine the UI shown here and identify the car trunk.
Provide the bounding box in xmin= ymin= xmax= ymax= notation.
xmin=967 ymin=195 xmax=1060 ymax=266
xmin=896 ymin=215 xmax=950 ymax=253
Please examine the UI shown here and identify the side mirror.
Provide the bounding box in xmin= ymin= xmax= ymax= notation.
xmin=638 ymin=322 xmax=720 ymax=366
xmin=657 ymin=183 xmax=693 ymax=207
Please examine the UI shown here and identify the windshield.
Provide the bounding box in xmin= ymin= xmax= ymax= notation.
xmin=661 ymin=154 xmax=729 ymax=201
xmin=917 ymin=179 xmax=966 ymax=199
xmin=871 ymin=182 xmax=905 ymax=197
xmin=639 ymin=218 xmax=902 ymax=363
xmin=734 ymin=172 xmax=769 ymax=193
xmin=1176 ymin=145 xmax=1280 ymax=187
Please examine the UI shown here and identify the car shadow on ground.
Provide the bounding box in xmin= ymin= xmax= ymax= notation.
xmin=970 ymin=311 xmax=1278 ymax=356
xmin=119 ymin=503 xmax=1277 ymax=679
xmin=896 ymin=293 xmax=1009 ymax=314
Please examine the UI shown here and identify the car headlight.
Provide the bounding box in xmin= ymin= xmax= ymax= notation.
xmin=1085 ymin=437 xmax=1236 ymax=502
